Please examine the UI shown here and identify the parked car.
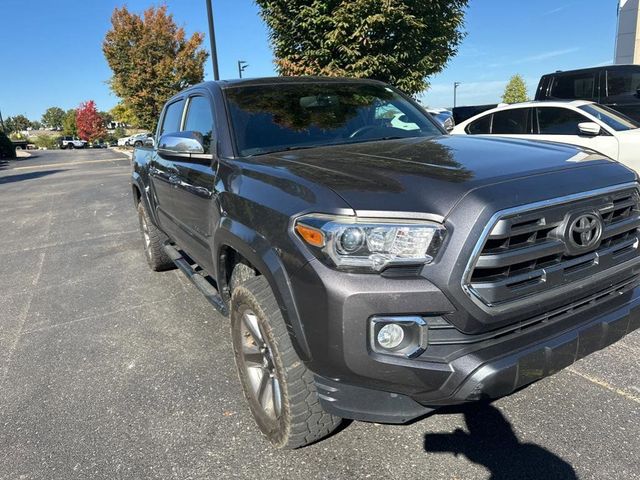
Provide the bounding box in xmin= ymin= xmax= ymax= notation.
xmin=126 ymin=132 xmax=152 ymax=147
xmin=132 ymin=77 xmax=640 ymax=449
xmin=91 ymin=140 xmax=108 ymax=148
xmin=536 ymin=64 xmax=640 ymax=122
xmin=453 ymin=104 xmax=498 ymax=124
xmin=451 ymin=100 xmax=640 ymax=171
xmin=426 ymin=108 xmax=455 ymax=132
xmin=59 ymin=136 xmax=87 ymax=149
xmin=117 ymin=136 xmax=131 ymax=147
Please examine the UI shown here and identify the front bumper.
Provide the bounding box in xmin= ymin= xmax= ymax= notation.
xmin=289 ymin=259 xmax=640 ymax=423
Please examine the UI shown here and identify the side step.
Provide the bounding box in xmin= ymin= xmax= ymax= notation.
xmin=163 ymin=244 xmax=228 ymax=316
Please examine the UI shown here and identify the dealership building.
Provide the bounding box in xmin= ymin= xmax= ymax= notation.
xmin=616 ymin=0 xmax=640 ymax=63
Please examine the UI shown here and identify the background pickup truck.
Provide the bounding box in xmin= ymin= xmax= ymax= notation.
xmin=132 ymin=77 xmax=640 ymax=449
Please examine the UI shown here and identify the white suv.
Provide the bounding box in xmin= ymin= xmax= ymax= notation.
xmin=59 ymin=136 xmax=87 ymax=149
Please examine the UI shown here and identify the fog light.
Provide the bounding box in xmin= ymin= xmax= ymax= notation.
xmin=377 ymin=323 xmax=405 ymax=350
xmin=370 ymin=316 xmax=428 ymax=358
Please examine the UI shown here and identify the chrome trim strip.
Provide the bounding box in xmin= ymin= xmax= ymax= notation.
xmin=461 ymin=182 xmax=640 ymax=310
xmin=354 ymin=210 xmax=445 ymax=223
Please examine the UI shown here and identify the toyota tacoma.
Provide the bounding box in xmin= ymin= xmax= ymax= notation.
xmin=131 ymin=77 xmax=640 ymax=449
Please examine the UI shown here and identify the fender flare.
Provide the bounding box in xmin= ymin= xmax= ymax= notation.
xmin=131 ymin=172 xmax=161 ymax=227
xmin=214 ymin=218 xmax=312 ymax=361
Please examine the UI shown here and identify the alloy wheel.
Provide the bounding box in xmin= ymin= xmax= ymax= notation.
xmin=240 ymin=310 xmax=282 ymax=420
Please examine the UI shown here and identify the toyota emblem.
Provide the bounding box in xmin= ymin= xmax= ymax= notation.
xmin=567 ymin=213 xmax=602 ymax=251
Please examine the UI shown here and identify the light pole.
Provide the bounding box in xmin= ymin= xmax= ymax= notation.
xmin=205 ymin=0 xmax=220 ymax=80
xmin=453 ymin=82 xmax=461 ymax=108
xmin=238 ymin=60 xmax=249 ymax=79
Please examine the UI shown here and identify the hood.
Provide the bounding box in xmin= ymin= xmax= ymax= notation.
xmin=252 ymin=135 xmax=626 ymax=219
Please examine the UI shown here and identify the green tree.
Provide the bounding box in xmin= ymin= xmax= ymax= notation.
xmin=102 ymin=6 xmax=208 ymax=130
xmin=63 ymin=109 xmax=77 ymax=136
xmin=42 ymin=107 xmax=66 ymax=130
xmin=6 ymin=114 xmax=31 ymax=133
xmin=109 ymin=102 xmax=139 ymax=128
xmin=255 ymin=0 xmax=468 ymax=95
xmin=502 ymin=74 xmax=529 ymax=104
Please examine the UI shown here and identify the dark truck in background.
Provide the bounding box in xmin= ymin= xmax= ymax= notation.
xmin=535 ymin=64 xmax=640 ymax=122
xmin=131 ymin=77 xmax=640 ymax=449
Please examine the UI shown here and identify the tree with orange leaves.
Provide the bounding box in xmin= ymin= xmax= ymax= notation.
xmin=103 ymin=6 xmax=208 ymax=130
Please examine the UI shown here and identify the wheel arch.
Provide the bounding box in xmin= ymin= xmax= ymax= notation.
xmin=215 ymin=220 xmax=312 ymax=361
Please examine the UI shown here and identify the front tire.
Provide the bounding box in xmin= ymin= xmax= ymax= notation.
xmin=136 ymin=202 xmax=175 ymax=271
xmin=231 ymin=275 xmax=342 ymax=449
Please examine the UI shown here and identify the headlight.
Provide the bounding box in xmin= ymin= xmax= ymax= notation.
xmin=294 ymin=214 xmax=446 ymax=272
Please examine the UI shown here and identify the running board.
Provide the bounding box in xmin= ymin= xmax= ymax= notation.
xmin=163 ymin=244 xmax=228 ymax=316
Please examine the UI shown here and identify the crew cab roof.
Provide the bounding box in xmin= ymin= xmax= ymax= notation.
xmin=200 ymin=76 xmax=388 ymax=90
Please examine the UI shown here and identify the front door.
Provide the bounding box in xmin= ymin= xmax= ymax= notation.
xmin=534 ymin=107 xmax=619 ymax=160
xmin=162 ymin=92 xmax=218 ymax=273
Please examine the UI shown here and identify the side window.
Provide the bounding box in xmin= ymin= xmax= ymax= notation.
xmin=607 ymin=69 xmax=640 ymax=98
xmin=550 ymin=73 xmax=596 ymax=100
xmin=183 ymin=96 xmax=215 ymax=153
xmin=159 ymin=99 xmax=185 ymax=137
xmin=537 ymin=108 xmax=587 ymax=135
xmin=491 ymin=109 xmax=530 ymax=134
xmin=466 ymin=115 xmax=491 ymax=134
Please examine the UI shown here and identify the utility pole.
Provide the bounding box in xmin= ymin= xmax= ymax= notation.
xmin=453 ymin=82 xmax=461 ymax=108
xmin=237 ymin=60 xmax=248 ymax=79
xmin=205 ymin=0 xmax=220 ymax=80
xmin=0 ymin=109 xmax=5 ymax=133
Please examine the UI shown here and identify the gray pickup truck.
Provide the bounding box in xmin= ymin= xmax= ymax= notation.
xmin=131 ymin=77 xmax=640 ymax=449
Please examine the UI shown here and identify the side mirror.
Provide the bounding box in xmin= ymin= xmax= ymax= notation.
xmin=578 ymin=122 xmax=601 ymax=137
xmin=158 ymin=131 xmax=204 ymax=156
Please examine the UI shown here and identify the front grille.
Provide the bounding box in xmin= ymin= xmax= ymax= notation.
xmin=466 ymin=185 xmax=640 ymax=306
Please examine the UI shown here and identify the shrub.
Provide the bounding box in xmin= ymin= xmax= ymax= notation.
xmin=32 ymin=135 xmax=61 ymax=150
xmin=0 ymin=131 xmax=17 ymax=159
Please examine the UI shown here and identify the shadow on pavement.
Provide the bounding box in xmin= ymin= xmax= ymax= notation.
xmin=0 ymin=169 xmax=66 ymax=185
xmin=424 ymin=402 xmax=578 ymax=480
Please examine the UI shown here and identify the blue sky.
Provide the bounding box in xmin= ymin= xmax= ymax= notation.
xmin=0 ymin=0 xmax=620 ymax=119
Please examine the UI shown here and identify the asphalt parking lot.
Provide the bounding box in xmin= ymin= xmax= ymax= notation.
xmin=0 ymin=148 xmax=638 ymax=480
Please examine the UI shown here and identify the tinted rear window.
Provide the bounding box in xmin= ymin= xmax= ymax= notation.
xmin=607 ymin=69 xmax=640 ymax=97
xmin=550 ymin=73 xmax=596 ymax=100
xmin=466 ymin=115 xmax=491 ymax=134
xmin=491 ymin=109 xmax=529 ymax=134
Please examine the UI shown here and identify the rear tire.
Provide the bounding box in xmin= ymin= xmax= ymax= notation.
xmin=136 ymin=202 xmax=175 ymax=271
xmin=231 ymin=275 xmax=342 ymax=449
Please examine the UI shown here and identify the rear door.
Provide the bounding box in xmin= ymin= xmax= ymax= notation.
xmin=534 ymin=106 xmax=619 ymax=159
xmin=489 ymin=107 xmax=533 ymax=139
xmin=604 ymin=67 xmax=640 ymax=122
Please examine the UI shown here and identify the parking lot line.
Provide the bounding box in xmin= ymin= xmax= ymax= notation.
xmin=11 ymin=157 xmax=129 ymax=171
xmin=568 ymin=367 xmax=640 ymax=404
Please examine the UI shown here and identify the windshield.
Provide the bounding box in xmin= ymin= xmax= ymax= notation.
xmin=224 ymin=82 xmax=443 ymax=156
xmin=579 ymin=104 xmax=640 ymax=131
